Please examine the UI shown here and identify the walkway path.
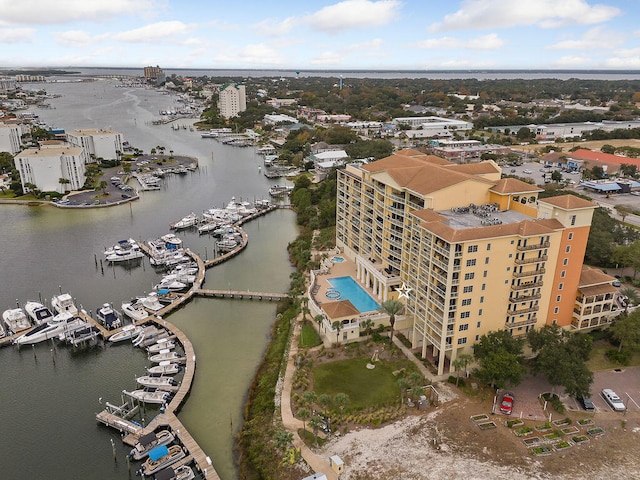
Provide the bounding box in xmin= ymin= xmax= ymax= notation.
xmin=280 ymin=316 xmax=338 ymax=480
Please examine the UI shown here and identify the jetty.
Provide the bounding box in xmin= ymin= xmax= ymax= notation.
xmin=194 ymin=288 xmax=288 ymax=301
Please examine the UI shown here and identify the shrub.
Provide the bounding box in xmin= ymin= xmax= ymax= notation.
xmin=605 ymin=348 xmax=631 ymax=365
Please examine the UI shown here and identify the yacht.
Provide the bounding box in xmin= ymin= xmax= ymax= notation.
xmin=153 ymin=279 xmax=188 ymax=292
xmin=104 ymin=238 xmax=141 ymax=256
xmin=121 ymin=300 xmax=150 ymax=322
xmin=2 ymin=307 xmax=31 ymax=335
xmin=140 ymin=292 xmax=163 ymax=312
xmin=147 ymin=361 xmax=180 ymax=375
xmin=170 ymin=213 xmax=197 ymax=230
xmin=136 ymin=375 xmax=176 ymax=390
xmin=126 ymin=389 xmax=170 ymax=405
xmin=15 ymin=317 xmax=86 ymax=345
xmin=169 ymin=263 xmax=198 ymax=276
xmin=51 ymin=293 xmax=78 ymax=316
xmin=138 ymin=445 xmax=186 ymax=476
xmin=160 ymin=233 xmax=182 ymax=248
xmin=154 ymin=465 xmax=195 ymax=480
xmin=105 ymin=245 xmax=144 ymax=263
xmin=95 ymin=303 xmax=122 ymax=330
xmin=197 ymin=220 xmax=220 ymax=234
xmin=216 ymin=237 xmax=239 ymax=252
xmin=24 ymin=301 xmax=54 ymax=325
xmin=108 ymin=324 xmax=143 ymax=343
xmin=129 ymin=430 xmax=175 ymax=461
xmin=149 ymin=349 xmax=185 ymax=363
xmin=268 ymin=184 xmax=293 ymax=197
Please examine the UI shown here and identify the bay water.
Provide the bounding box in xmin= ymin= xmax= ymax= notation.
xmin=0 ymin=79 xmax=298 ymax=479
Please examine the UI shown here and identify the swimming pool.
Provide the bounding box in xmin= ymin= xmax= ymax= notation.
xmin=327 ymin=276 xmax=380 ymax=313
xmin=332 ymin=256 xmax=345 ymax=263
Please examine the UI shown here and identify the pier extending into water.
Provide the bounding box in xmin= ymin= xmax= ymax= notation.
xmin=194 ymin=288 xmax=288 ymax=301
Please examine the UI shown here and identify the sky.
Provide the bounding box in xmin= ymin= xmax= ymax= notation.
xmin=0 ymin=0 xmax=639 ymax=70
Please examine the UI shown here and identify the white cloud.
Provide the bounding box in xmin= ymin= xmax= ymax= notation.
xmin=604 ymin=56 xmax=640 ymax=69
xmin=0 ymin=0 xmax=157 ymax=26
xmin=429 ymin=0 xmax=619 ymax=32
xmin=215 ymin=43 xmax=284 ymax=66
xmin=417 ymin=33 xmax=504 ymax=50
xmin=547 ymin=26 xmax=624 ymax=50
xmin=113 ymin=21 xmax=195 ymax=43
xmin=252 ymin=17 xmax=297 ymax=36
xmin=306 ymin=0 xmax=401 ymax=33
xmin=347 ymin=38 xmax=383 ymax=51
xmin=0 ymin=27 xmax=34 ymax=43
xmin=310 ymin=51 xmax=346 ymax=65
xmin=552 ymin=55 xmax=592 ymax=67
xmin=54 ymin=30 xmax=110 ymax=47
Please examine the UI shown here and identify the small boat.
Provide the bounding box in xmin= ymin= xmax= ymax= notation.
xmin=216 ymin=238 xmax=238 ymax=252
xmin=129 ymin=430 xmax=175 ymax=461
xmin=197 ymin=221 xmax=219 ymax=234
xmin=154 ymin=464 xmax=195 ymax=480
xmin=24 ymin=301 xmax=54 ymax=325
xmin=133 ymin=326 xmax=169 ymax=348
xmin=126 ymin=389 xmax=170 ymax=405
xmin=138 ymin=445 xmax=186 ymax=476
xmin=105 ymin=239 xmax=144 ymax=262
xmin=269 ymin=184 xmax=293 ymax=197
xmin=104 ymin=238 xmax=139 ymax=256
xmin=212 ymin=225 xmax=234 ymax=237
xmin=160 ymin=233 xmax=182 ymax=247
xmin=121 ymin=301 xmax=150 ymax=322
xmin=147 ymin=338 xmax=175 ymax=353
xmin=96 ymin=303 xmax=122 ymax=330
xmin=153 ymin=279 xmax=188 ymax=292
xmin=169 ymin=264 xmax=198 ymax=276
xmin=149 ymin=349 xmax=185 ymax=363
xmin=13 ymin=316 xmax=86 ymax=345
xmin=51 ymin=293 xmax=78 ymax=316
xmin=140 ymin=292 xmax=163 ymax=312
xmin=147 ymin=361 xmax=180 ymax=375
xmin=2 ymin=307 xmax=31 ymax=335
xmin=108 ymin=324 xmax=143 ymax=343
xmin=170 ymin=213 xmax=197 ymax=230
xmin=136 ymin=375 xmax=176 ymax=389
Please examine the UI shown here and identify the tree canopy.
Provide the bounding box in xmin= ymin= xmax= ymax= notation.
xmin=473 ymin=330 xmax=526 ymax=389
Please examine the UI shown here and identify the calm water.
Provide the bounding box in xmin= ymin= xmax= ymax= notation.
xmin=0 ymin=80 xmax=298 ymax=479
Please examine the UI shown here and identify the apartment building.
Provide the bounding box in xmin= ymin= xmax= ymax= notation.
xmin=14 ymin=145 xmax=88 ymax=193
xmin=66 ymin=128 xmax=123 ymax=161
xmin=336 ymin=149 xmax=597 ymax=375
xmin=0 ymin=123 xmax=22 ymax=154
xmin=218 ymin=83 xmax=246 ymax=119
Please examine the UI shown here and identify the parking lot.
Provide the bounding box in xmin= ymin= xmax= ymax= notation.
xmin=587 ymin=366 xmax=640 ymax=413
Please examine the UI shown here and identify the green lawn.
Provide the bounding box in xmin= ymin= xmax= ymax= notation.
xmin=312 ymin=358 xmax=416 ymax=410
xmin=587 ymin=343 xmax=640 ymax=371
xmin=299 ymin=324 xmax=322 ymax=348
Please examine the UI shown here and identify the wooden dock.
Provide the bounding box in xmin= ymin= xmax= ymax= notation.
xmin=194 ymin=288 xmax=288 ymax=301
xmin=96 ymin=410 xmax=143 ymax=435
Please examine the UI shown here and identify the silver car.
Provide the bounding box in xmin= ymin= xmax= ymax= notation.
xmin=601 ymin=388 xmax=625 ymax=412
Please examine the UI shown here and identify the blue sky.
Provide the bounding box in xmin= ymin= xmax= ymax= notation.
xmin=0 ymin=0 xmax=639 ymax=70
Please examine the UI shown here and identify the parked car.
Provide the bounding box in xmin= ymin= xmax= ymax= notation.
xmin=577 ymin=395 xmax=595 ymax=412
xmin=500 ymin=392 xmax=514 ymax=414
xmin=523 ymin=169 xmax=532 ymax=174
xmin=601 ymin=388 xmax=625 ymax=412
xmin=612 ymin=280 xmax=621 ymax=287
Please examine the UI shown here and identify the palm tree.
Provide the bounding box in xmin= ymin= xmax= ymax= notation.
xmin=332 ymin=320 xmax=343 ymax=345
xmin=361 ymin=318 xmax=374 ymax=336
xmin=397 ymin=377 xmax=409 ymax=405
xmin=379 ymin=299 xmax=404 ymax=342
xmin=318 ymin=393 xmax=331 ymax=418
xmin=301 ymin=391 xmax=317 ymax=409
xmin=273 ymin=429 xmax=293 ymax=453
xmin=333 ymin=393 xmax=350 ymax=424
xmin=619 ymin=286 xmax=640 ymax=313
xmin=451 ymin=353 xmax=473 ymax=386
xmin=58 ymin=177 xmax=70 ymax=193
xmin=297 ymin=407 xmax=311 ymax=434
xmin=314 ymin=314 xmax=324 ymax=332
xmin=309 ymin=416 xmax=323 ymax=447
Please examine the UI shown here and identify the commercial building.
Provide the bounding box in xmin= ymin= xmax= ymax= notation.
xmin=0 ymin=123 xmax=22 ymax=154
xmin=218 ymin=83 xmax=246 ymax=119
xmin=14 ymin=145 xmax=88 ymax=193
xmin=66 ymin=128 xmax=123 ymax=161
xmin=336 ymin=149 xmax=598 ymax=375
xmin=429 ymin=139 xmax=511 ymax=162
xmin=392 ymin=116 xmax=473 ymax=139
xmin=489 ymin=120 xmax=640 ymax=141
xmin=143 ymin=65 xmax=166 ymax=85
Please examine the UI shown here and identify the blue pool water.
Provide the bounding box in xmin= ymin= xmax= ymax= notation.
xmin=327 ymin=276 xmax=380 ymax=313
xmin=332 ymin=256 xmax=345 ymax=263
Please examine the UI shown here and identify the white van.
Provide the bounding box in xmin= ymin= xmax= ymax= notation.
xmin=601 ymin=388 xmax=625 ymax=411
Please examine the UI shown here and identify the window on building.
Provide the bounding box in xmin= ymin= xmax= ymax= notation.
xmin=485 ymin=257 xmax=490 ymax=264
xmin=561 ymin=270 xmax=566 ymax=278
xmin=478 ymin=309 xmax=483 ymax=316
xmin=554 ymin=307 xmax=559 ymax=314
xmin=563 ymin=258 xmax=568 ymax=266
xmin=558 ymin=283 xmax=564 ymax=290
xmin=481 ymin=283 xmax=486 ymax=291
xmin=462 ymin=299 xmax=471 ymax=306
xmin=556 ymin=295 xmax=561 ymax=302
xmin=477 ymin=321 xmax=481 ymax=328
xmin=463 ymin=286 xmax=473 ymax=293
xmin=570 ymin=215 xmax=577 ymax=226
xmin=475 ymin=335 xmax=479 ymax=341
xmin=458 ymin=337 xmax=467 ymax=345
xmin=464 ymin=272 xmax=475 ymax=280
xmin=565 ymin=245 xmax=571 ymax=253
xmin=483 ymin=270 xmax=488 ymax=278
xmin=468 ymin=245 xmax=478 ymax=253
xmin=487 ymin=243 xmax=491 ymax=251
xmin=568 ymin=232 xmax=574 ymax=240
xmin=466 ymin=259 xmax=476 ymax=267
xmin=460 ymin=311 xmax=470 ymax=319
xmin=459 ymin=324 xmax=469 ymax=331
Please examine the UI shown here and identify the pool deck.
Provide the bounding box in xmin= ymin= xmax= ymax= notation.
xmin=313 ymin=255 xmax=377 ymax=308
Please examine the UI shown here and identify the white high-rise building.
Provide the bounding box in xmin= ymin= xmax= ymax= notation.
xmin=14 ymin=145 xmax=88 ymax=193
xmin=218 ymin=83 xmax=246 ymax=119
xmin=66 ymin=128 xmax=123 ymax=161
xmin=0 ymin=123 xmax=22 ymax=154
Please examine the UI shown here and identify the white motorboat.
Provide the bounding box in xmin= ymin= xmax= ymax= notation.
xmin=51 ymin=293 xmax=78 ymax=316
xmin=136 ymin=375 xmax=177 ymax=390
xmin=121 ymin=300 xmax=150 ymax=322
xmin=155 ymin=465 xmax=195 ymax=480
xmin=160 ymin=233 xmax=182 ymax=247
xmin=95 ymin=303 xmax=122 ymax=330
xmin=2 ymin=307 xmax=31 ymax=335
xmin=138 ymin=444 xmax=186 ymax=476
xmin=108 ymin=324 xmax=143 ymax=343
xmin=0 ymin=322 xmax=5 ymax=339
xmin=161 ymin=273 xmax=196 ymax=285
xmin=146 ymin=338 xmax=175 ymax=353
xmin=197 ymin=221 xmax=220 ymax=234
xmin=269 ymin=184 xmax=293 ymax=197
xmin=216 ymin=238 xmax=238 ymax=252
xmin=147 ymin=361 xmax=180 ymax=375
xmin=140 ymin=292 xmax=163 ymax=312
xmin=129 ymin=429 xmax=175 ymax=461
xmin=133 ymin=325 xmax=169 ymax=348
xmin=24 ymin=301 xmax=54 ymax=325
xmin=149 ymin=349 xmax=185 ymax=363
xmin=169 ymin=264 xmax=198 ymax=276
xmin=104 ymin=238 xmax=138 ymax=256
xmin=170 ymin=213 xmax=197 ymax=230
xmin=14 ymin=317 xmax=86 ymax=345
xmin=105 ymin=246 xmax=144 ymax=263
xmin=126 ymin=389 xmax=170 ymax=405
xmin=153 ymin=279 xmax=188 ymax=292
xmin=212 ymin=224 xmax=234 ymax=236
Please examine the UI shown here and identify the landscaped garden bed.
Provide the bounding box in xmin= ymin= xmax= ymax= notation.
xmin=561 ymin=426 xmax=579 ymax=435
xmin=477 ymin=421 xmax=497 ymax=430
xmin=471 ymin=414 xmax=489 ymax=423
xmin=523 ymin=437 xmax=541 ymax=446
xmin=578 ymin=418 xmax=594 ymax=427
xmin=552 ymin=418 xmax=572 ymax=427
xmin=572 ymin=435 xmax=589 ymax=444
xmin=587 ymin=427 xmax=605 ymax=437
xmin=505 ymin=419 xmax=524 ymax=428
xmin=535 ymin=422 xmax=553 ymax=433
xmin=514 ymin=426 xmax=533 ymax=437
xmin=530 ymin=445 xmax=552 ymax=456
xmin=543 ymin=431 xmax=563 ymax=441
xmin=553 ymin=440 xmax=572 ymax=451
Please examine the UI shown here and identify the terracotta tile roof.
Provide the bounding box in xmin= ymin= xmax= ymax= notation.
xmin=570 ymin=149 xmax=640 ymax=167
xmin=579 ymin=265 xmax=616 ymax=287
xmin=579 ymin=283 xmax=617 ymax=297
xmin=411 ymin=209 xmax=446 ymax=222
xmin=420 ymin=218 xmax=562 ymax=243
xmin=490 ymin=178 xmax=543 ymax=195
xmin=394 ymin=148 xmax=429 ymax=158
xmin=538 ymin=194 xmax=596 ymax=210
xmin=322 ymin=300 xmax=360 ymax=319
xmin=445 ymin=162 xmax=501 ymax=175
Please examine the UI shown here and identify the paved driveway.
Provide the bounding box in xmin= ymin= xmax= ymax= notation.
xmin=589 ymin=366 xmax=640 ymax=413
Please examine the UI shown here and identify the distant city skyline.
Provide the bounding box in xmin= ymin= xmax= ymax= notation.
xmin=0 ymin=0 xmax=639 ymax=70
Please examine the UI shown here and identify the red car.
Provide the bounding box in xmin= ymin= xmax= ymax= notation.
xmin=500 ymin=393 xmax=514 ymax=415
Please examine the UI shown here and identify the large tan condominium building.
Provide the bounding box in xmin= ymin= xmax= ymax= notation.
xmin=336 ymin=149 xmax=597 ymax=375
